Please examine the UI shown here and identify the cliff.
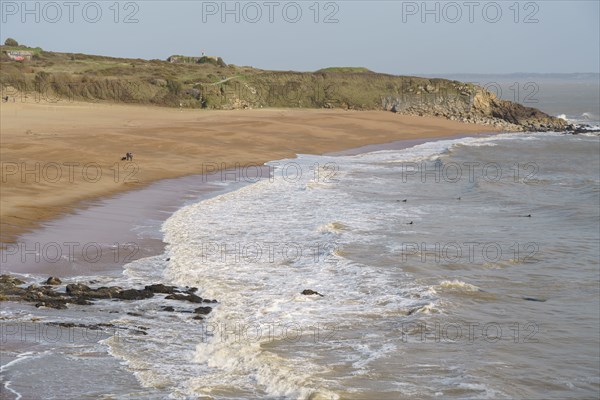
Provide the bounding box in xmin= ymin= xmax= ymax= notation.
xmin=0 ymin=48 xmax=567 ymax=132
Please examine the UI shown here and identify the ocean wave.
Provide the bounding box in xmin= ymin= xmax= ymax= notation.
xmin=435 ymin=280 xmax=481 ymax=292
xmin=158 ymin=153 xmax=434 ymax=398
xmin=317 ymin=221 xmax=349 ymax=234
xmin=557 ymin=112 xmax=600 ymax=126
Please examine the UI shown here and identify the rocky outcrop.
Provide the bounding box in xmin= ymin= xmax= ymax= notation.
xmin=0 ymin=274 xmax=24 ymax=286
xmin=382 ymin=84 xmax=567 ymax=132
xmin=0 ymin=274 xmax=217 ymax=318
xmin=563 ymin=123 xmax=600 ymax=135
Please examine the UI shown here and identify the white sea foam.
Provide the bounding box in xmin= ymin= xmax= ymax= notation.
xmin=149 ymin=132 xmax=523 ymax=397
xmin=157 ymin=145 xmax=462 ymax=398
xmin=435 ymin=280 xmax=481 ymax=292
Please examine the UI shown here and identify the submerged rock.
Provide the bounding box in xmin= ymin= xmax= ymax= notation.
xmin=522 ymin=297 xmax=547 ymax=302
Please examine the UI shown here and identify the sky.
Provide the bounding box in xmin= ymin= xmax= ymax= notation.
xmin=1 ymin=0 xmax=599 ymax=74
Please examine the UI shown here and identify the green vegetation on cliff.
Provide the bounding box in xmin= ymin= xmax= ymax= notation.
xmin=317 ymin=67 xmax=373 ymax=73
xmin=0 ymin=47 xmax=566 ymax=131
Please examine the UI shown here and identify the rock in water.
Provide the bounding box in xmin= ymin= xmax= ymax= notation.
xmin=0 ymin=275 xmax=25 ymax=286
xmin=46 ymin=277 xmax=62 ymax=285
xmin=114 ymin=289 xmax=155 ymax=301
xmin=522 ymin=297 xmax=546 ymax=302
xmin=65 ymin=283 xmax=91 ymax=295
xmin=194 ymin=306 xmax=212 ymax=315
xmin=144 ymin=284 xmax=177 ymax=294
xmin=301 ymin=289 xmax=324 ymax=297
xmin=165 ymin=293 xmax=204 ymax=303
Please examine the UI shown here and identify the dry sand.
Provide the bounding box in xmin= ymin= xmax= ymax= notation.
xmin=0 ymin=101 xmax=499 ymax=243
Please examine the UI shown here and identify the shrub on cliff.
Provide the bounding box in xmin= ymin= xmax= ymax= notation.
xmin=4 ymin=38 xmax=18 ymax=47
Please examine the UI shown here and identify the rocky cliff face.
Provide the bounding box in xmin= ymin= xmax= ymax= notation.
xmin=381 ymin=82 xmax=566 ymax=132
xmin=211 ymin=73 xmax=567 ymax=132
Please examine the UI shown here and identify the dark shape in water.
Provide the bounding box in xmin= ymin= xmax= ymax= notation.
xmin=46 ymin=277 xmax=62 ymax=285
xmin=165 ymin=293 xmax=204 ymax=303
xmin=522 ymin=297 xmax=546 ymax=302
xmin=302 ymin=289 xmax=324 ymax=297
xmin=144 ymin=284 xmax=178 ymax=294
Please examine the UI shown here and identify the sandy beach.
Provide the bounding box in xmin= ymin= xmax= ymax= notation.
xmin=0 ymin=101 xmax=498 ymax=244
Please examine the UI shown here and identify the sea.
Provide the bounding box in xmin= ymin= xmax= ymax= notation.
xmin=1 ymin=75 xmax=599 ymax=399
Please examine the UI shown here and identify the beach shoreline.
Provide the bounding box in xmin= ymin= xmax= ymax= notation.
xmin=1 ymin=129 xmax=495 ymax=279
xmin=0 ymin=129 xmax=506 ymax=400
xmin=0 ymin=124 xmax=503 ymax=399
xmin=0 ymin=101 xmax=500 ymax=246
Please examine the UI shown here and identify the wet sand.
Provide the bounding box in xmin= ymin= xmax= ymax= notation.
xmin=0 ymin=101 xmax=499 ymax=245
xmin=1 ymin=169 xmax=262 ymax=277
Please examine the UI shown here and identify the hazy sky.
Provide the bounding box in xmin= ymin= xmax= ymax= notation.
xmin=1 ymin=0 xmax=599 ymax=74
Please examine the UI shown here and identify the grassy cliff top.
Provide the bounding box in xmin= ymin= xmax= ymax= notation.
xmin=0 ymin=47 xmax=566 ymax=131
xmin=317 ymin=67 xmax=373 ymax=73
